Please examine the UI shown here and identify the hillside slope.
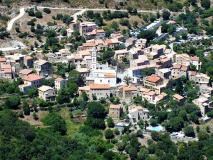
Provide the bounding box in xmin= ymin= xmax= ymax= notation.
xmin=0 ymin=0 xmax=186 ymax=10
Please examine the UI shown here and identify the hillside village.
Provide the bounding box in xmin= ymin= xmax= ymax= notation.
xmin=0 ymin=1 xmax=212 ymax=160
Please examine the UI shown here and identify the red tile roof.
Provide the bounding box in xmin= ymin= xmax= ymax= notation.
xmin=89 ymin=83 xmax=111 ymax=90
xmin=146 ymin=75 xmax=161 ymax=83
xmin=23 ymin=74 xmax=42 ymax=82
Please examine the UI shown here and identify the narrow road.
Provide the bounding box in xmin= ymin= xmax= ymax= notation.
xmin=72 ymin=9 xmax=86 ymax=23
xmin=36 ymin=6 xmax=158 ymax=14
xmin=6 ymin=8 xmax=25 ymax=31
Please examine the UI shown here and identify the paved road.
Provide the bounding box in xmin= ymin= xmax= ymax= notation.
xmin=36 ymin=6 xmax=158 ymax=13
xmin=6 ymin=8 xmax=25 ymax=31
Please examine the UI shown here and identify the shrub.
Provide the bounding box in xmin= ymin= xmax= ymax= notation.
xmin=43 ymin=8 xmax=51 ymax=14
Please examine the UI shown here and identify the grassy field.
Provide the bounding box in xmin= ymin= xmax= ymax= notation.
xmin=59 ymin=108 xmax=82 ymax=136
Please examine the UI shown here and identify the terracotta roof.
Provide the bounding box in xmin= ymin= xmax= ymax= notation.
xmin=24 ymin=55 xmax=33 ymax=60
xmin=89 ymin=83 xmax=111 ymax=90
xmin=74 ymin=54 xmax=83 ymax=60
xmin=180 ymin=65 xmax=188 ymax=71
xmin=123 ymin=85 xmax=137 ymax=91
xmin=35 ymin=59 xmax=48 ymax=65
xmin=191 ymin=56 xmax=199 ymax=61
xmin=189 ymin=71 xmax=197 ymax=76
xmin=1 ymin=68 xmax=12 ymax=73
xmin=0 ymin=57 xmax=6 ymax=63
xmin=55 ymin=77 xmax=66 ymax=82
xmin=23 ymin=74 xmax=42 ymax=82
xmin=19 ymin=69 xmax=33 ymax=75
xmin=1 ymin=63 xmax=11 ymax=69
xmin=96 ymin=29 xmax=105 ymax=33
xmin=104 ymin=73 xmax=116 ymax=78
xmin=173 ymin=94 xmax=184 ymax=100
xmin=109 ymin=104 xmax=121 ymax=109
xmin=83 ymin=42 xmax=96 ymax=47
xmin=140 ymin=87 xmax=150 ymax=93
xmin=86 ymin=29 xmax=105 ymax=35
xmin=148 ymin=91 xmax=156 ymax=96
xmin=38 ymin=85 xmax=54 ymax=92
xmin=146 ymin=74 xmax=161 ymax=83
xmin=173 ymin=64 xmax=181 ymax=69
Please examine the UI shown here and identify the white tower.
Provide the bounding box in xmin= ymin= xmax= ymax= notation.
xmin=91 ymin=47 xmax=97 ymax=70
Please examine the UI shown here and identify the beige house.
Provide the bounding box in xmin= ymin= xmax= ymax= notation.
xmin=19 ymin=74 xmax=42 ymax=93
xmin=84 ymin=29 xmax=106 ymax=40
xmin=79 ymin=83 xmax=113 ymax=100
xmin=175 ymin=54 xmax=202 ymax=70
xmin=140 ymin=87 xmax=167 ymax=104
xmin=34 ymin=59 xmax=52 ymax=77
xmin=143 ymin=74 xmax=165 ymax=94
xmin=171 ymin=64 xmax=188 ymax=79
xmin=78 ymin=22 xmax=97 ymax=35
xmin=109 ymin=104 xmax=122 ymax=120
xmin=19 ymin=69 xmax=33 ymax=78
xmin=144 ymin=44 xmax=166 ymax=60
xmin=0 ymin=63 xmax=13 ymax=80
xmin=188 ymin=71 xmax=210 ymax=87
xmin=193 ymin=95 xmax=212 ymax=117
xmin=117 ymin=84 xmax=138 ymax=100
xmin=24 ymin=55 xmax=33 ymax=68
xmin=55 ymin=77 xmax=67 ymax=91
xmin=38 ymin=85 xmax=56 ymax=101
xmin=128 ymin=105 xmax=149 ymax=124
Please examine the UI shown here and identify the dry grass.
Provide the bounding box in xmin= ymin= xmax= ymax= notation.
xmin=2 ymin=0 xmax=187 ymax=10
xmin=20 ymin=111 xmax=48 ymax=128
xmin=10 ymin=8 xmax=77 ymax=46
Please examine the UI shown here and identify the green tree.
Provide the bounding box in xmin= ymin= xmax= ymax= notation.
xmin=56 ymin=88 xmax=70 ymax=104
xmin=23 ymin=100 xmax=30 ymax=115
xmin=42 ymin=112 xmax=67 ymax=135
xmin=86 ymin=102 xmax=106 ymax=129
xmin=138 ymin=119 xmax=144 ymax=129
xmin=27 ymin=87 xmax=38 ymax=98
xmin=5 ymin=96 xmax=21 ymax=109
xmin=201 ymin=0 xmax=210 ymax=9
xmin=43 ymin=8 xmax=51 ymax=14
xmin=162 ymin=10 xmax=171 ymax=20
xmin=184 ymin=126 xmax=195 ymax=137
xmin=107 ymin=117 xmax=115 ymax=128
xmin=105 ymin=129 xmax=114 ymax=140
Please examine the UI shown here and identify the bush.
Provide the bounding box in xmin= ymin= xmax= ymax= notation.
xmin=35 ymin=11 xmax=43 ymax=18
xmin=105 ymin=129 xmax=114 ymax=140
xmin=162 ymin=10 xmax=171 ymax=20
xmin=201 ymin=0 xmax=210 ymax=9
xmin=42 ymin=112 xmax=67 ymax=135
xmin=5 ymin=96 xmax=21 ymax=109
xmin=86 ymin=102 xmax=106 ymax=129
xmin=184 ymin=126 xmax=195 ymax=137
xmin=43 ymin=8 xmax=51 ymax=14
xmin=23 ymin=101 xmax=30 ymax=115
xmin=107 ymin=117 xmax=115 ymax=128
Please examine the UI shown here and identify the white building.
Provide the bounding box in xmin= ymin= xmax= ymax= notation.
xmin=128 ymin=105 xmax=149 ymax=124
xmin=175 ymin=54 xmax=202 ymax=70
xmin=55 ymin=77 xmax=67 ymax=91
xmin=79 ymin=83 xmax=114 ymax=100
xmin=193 ymin=95 xmax=212 ymax=117
xmin=86 ymin=69 xmax=117 ymax=87
xmin=38 ymin=85 xmax=56 ymax=101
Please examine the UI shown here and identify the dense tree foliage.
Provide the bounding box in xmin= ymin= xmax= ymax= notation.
xmin=42 ymin=112 xmax=67 ymax=135
xmin=86 ymin=102 xmax=107 ymax=129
